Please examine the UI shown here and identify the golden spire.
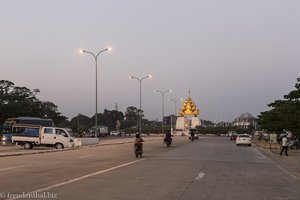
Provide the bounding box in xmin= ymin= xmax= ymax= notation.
xmin=178 ymin=90 xmax=200 ymax=116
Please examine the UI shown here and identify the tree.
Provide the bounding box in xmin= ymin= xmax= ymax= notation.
xmin=0 ymin=80 xmax=14 ymax=104
xmin=98 ymin=109 xmax=124 ymax=130
xmin=258 ymin=77 xmax=300 ymax=135
xmin=124 ymin=106 xmax=139 ymax=127
xmin=0 ymin=80 xmax=67 ymax=125
xmin=70 ymin=114 xmax=92 ymax=132
xmin=40 ymin=101 xmax=67 ymax=125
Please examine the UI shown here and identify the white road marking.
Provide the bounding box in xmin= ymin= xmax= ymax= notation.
xmin=0 ymin=165 xmax=31 ymax=171
xmin=195 ymin=171 xmax=205 ymax=181
xmin=5 ymin=158 xmax=146 ymax=200
xmin=79 ymin=155 xmax=96 ymax=159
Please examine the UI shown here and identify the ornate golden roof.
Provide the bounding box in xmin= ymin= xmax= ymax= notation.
xmin=178 ymin=96 xmax=200 ymax=116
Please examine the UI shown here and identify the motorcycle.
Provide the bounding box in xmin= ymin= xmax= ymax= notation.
xmin=189 ymin=135 xmax=195 ymax=141
xmin=134 ymin=143 xmax=143 ymax=158
xmin=189 ymin=134 xmax=198 ymax=141
xmin=189 ymin=128 xmax=199 ymax=141
xmin=164 ymin=137 xmax=172 ymax=147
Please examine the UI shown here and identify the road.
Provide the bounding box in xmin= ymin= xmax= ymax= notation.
xmin=0 ymin=136 xmax=299 ymax=200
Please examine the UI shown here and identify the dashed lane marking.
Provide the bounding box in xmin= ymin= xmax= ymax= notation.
xmin=0 ymin=165 xmax=31 ymax=171
xmin=195 ymin=171 xmax=205 ymax=181
xmin=79 ymin=155 xmax=96 ymax=159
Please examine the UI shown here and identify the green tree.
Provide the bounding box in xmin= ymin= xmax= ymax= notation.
xmin=124 ymin=106 xmax=139 ymax=127
xmin=0 ymin=80 xmax=67 ymax=125
xmin=70 ymin=114 xmax=92 ymax=132
xmin=98 ymin=109 xmax=124 ymax=130
xmin=40 ymin=101 xmax=67 ymax=125
xmin=258 ymin=77 xmax=300 ymax=135
xmin=0 ymin=80 xmax=14 ymax=104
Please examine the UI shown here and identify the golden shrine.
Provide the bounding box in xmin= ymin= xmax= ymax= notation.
xmin=175 ymin=91 xmax=201 ymax=135
xmin=178 ymin=96 xmax=200 ymax=117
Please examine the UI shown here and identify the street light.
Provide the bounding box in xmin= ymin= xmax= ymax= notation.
xmin=155 ymin=89 xmax=172 ymax=134
xmin=169 ymin=98 xmax=183 ymax=134
xmin=79 ymin=47 xmax=111 ymax=138
xmin=129 ymin=75 xmax=152 ymax=134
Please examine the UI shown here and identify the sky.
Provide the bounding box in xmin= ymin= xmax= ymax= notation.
xmin=1 ymin=0 xmax=299 ymax=123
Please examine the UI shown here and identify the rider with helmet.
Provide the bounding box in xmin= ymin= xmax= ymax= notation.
xmin=134 ymin=133 xmax=144 ymax=152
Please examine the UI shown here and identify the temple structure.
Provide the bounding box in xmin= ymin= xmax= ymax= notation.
xmin=175 ymin=92 xmax=201 ymax=135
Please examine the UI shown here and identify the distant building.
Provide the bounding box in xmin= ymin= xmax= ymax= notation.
xmin=233 ymin=112 xmax=258 ymax=129
xmin=216 ymin=121 xmax=232 ymax=127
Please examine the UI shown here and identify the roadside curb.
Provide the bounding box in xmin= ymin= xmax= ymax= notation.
xmin=0 ymin=136 xmax=163 ymax=157
xmin=80 ymin=137 xmax=162 ymax=149
xmin=0 ymin=147 xmax=73 ymax=157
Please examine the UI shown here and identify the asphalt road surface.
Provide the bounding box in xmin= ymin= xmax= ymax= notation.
xmin=0 ymin=136 xmax=299 ymax=200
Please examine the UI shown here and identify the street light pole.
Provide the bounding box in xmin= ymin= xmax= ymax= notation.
xmin=80 ymin=47 xmax=111 ymax=138
xmin=155 ymin=89 xmax=172 ymax=134
xmin=130 ymin=75 xmax=151 ymax=134
xmin=169 ymin=98 xmax=183 ymax=134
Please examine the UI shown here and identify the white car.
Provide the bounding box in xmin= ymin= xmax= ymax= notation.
xmin=110 ymin=130 xmax=121 ymax=136
xmin=236 ymin=134 xmax=251 ymax=146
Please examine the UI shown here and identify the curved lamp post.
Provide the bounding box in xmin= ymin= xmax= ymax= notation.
xmin=169 ymin=98 xmax=183 ymax=134
xmin=79 ymin=47 xmax=111 ymax=138
xmin=129 ymin=75 xmax=152 ymax=134
xmin=155 ymin=89 xmax=172 ymax=134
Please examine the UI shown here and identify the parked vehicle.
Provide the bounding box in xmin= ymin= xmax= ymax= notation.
xmin=11 ymin=125 xmax=74 ymax=149
xmin=110 ymin=130 xmax=124 ymax=136
xmin=110 ymin=130 xmax=120 ymax=136
xmin=0 ymin=133 xmax=14 ymax=145
xmin=236 ymin=134 xmax=252 ymax=146
xmin=89 ymin=126 xmax=109 ymax=137
xmin=289 ymin=139 xmax=299 ymax=150
xmin=1 ymin=117 xmax=54 ymax=145
xmin=4 ymin=117 xmax=54 ymax=127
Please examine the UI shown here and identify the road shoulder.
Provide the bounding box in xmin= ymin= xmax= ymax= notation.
xmin=253 ymin=139 xmax=300 ymax=181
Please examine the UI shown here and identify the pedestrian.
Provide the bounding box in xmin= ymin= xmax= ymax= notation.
xmin=280 ymin=134 xmax=289 ymax=156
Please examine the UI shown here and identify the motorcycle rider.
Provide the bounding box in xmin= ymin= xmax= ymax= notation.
xmin=190 ymin=130 xmax=195 ymax=141
xmin=134 ymin=133 xmax=144 ymax=152
xmin=164 ymin=132 xmax=172 ymax=143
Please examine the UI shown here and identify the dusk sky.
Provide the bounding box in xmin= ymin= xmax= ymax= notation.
xmin=1 ymin=0 xmax=299 ymax=122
